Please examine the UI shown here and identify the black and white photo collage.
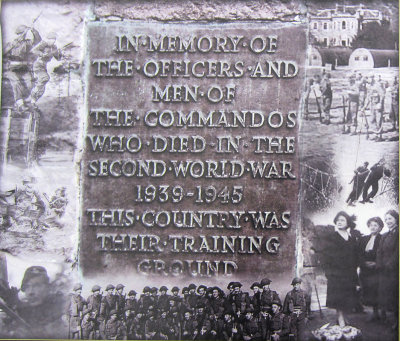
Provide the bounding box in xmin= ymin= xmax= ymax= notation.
xmin=300 ymin=2 xmax=398 ymax=341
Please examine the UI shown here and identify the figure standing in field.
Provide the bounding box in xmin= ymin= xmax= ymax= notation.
xmin=344 ymin=76 xmax=359 ymax=135
xmin=320 ymin=72 xmax=332 ymax=124
xmin=27 ymin=32 xmax=62 ymax=106
xmin=389 ymin=77 xmax=399 ymax=131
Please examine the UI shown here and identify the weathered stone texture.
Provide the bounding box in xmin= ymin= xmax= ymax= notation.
xmin=93 ymin=0 xmax=306 ymax=22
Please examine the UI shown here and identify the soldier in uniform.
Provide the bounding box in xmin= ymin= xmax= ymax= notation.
xmin=242 ymin=307 xmax=262 ymax=341
xmin=220 ymin=310 xmax=241 ymax=341
xmin=48 ymin=187 xmax=68 ymax=218
xmin=132 ymin=309 xmax=146 ymax=340
xmin=283 ymin=278 xmax=311 ymax=341
xmin=158 ymin=309 xmax=173 ymax=340
xmin=344 ymin=76 xmax=360 ymax=135
xmin=187 ymin=283 xmax=198 ymax=311
xmin=167 ymin=306 xmax=182 ymax=340
xmin=209 ymin=286 xmax=225 ymax=318
xmin=125 ymin=290 xmax=138 ymax=313
xmin=67 ymin=283 xmax=86 ymax=339
xmin=145 ymin=311 xmax=159 ymax=340
xmin=85 ymin=285 xmax=102 ymax=339
xmin=320 ymin=72 xmax=332 ymax=124
xmin=139 ymin=286 xmax=155 ymax=312
xmin=28 ymin=32 xmax=62 ymax=106
xmin=80 ymin=311 xmax=95 ymax=340
xmin=389 ymin=77 xmax=399 ymax=130
xmin=197 ymin=285 xmax=209 ymax=307
xmin=15 ymin=266 xmax=67 ymax=338
xmin=115 ymin=284 xmax=126 ymax=319
xmin=250 ymin=282 xmax=262 ymax=317
xmin=230 ymin=282 xmax=251 ymax=316
xmin=158 ymin=286 xmax=170 ymax=312
xmin=181 ymin=310 xmax=197 ymax=340
xmin=3 ymin=24 xmax=41 ymax=111
xmin=260 ymin=278 xmax=281 ymax=314
xmin=13 ymin=177 xmax=45 ymax=230
xmin=124 ymin=306 xmax=135 ymax=340
xmin=268 ymin=301 xmax=290 ymax=341
xmin=104 ymin=309 xmax=127 ymax=340
xmin=98 ymin=284 xmax=116 ymax=338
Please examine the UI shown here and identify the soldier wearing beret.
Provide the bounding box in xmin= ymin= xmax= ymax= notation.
xmin=104 ymin=309 xmax=127 ymax=340
xmin=260 ymin=278 xmax=281 ymax=313
xmin=67 ymin=283 xmax=86 ymax=339
xmin=283 ymin=278 xmax=311 ymax=341
xmin=132 ymin=309 xmax=146 ymax=340
xmin=242 ymin=307 xmax=262 ymax=341
xmin=181 ymin=310 xmax=197 ymax=340
xmin=269 ymin=301 xmax=290 ymax=341
xmin=158 ymin=309 xmax=174 ymax=340
xmin=124 ymin=306 xmax=136 ymax=340
xmin=220 ymin=310 xmax=242 ymax=341
xmin=230 ymin=282 xmax=251 ymax=316
xmin=250 ymin=282 xmax=262 ymax=317
xmin=145 ymin=310 xmax=159 ymax=340
xmin=167 ymin=306 xmax=182 ymax=340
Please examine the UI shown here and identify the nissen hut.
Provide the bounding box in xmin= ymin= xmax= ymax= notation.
xmin=349 ymin=48 xmax=399 ymax=68
xmin=308 ymin=46 xmax=352 ymax=69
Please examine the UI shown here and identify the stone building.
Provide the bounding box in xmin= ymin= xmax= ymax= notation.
xmin=309 ymin=4 xmax=389 ymax=47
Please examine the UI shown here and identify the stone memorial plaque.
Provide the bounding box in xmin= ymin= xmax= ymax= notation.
xmin=81 ymin=22 xmax=306 ymax=283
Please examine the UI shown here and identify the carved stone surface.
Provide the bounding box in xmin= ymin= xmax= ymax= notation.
xmin=81 ymin=21 xmax=306 ymax=284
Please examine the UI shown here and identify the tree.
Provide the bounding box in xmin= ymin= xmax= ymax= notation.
xmin=352 ymin=20 xmax=398 ymax=49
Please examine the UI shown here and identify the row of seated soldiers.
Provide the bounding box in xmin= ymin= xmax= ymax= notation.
xmin=68 ymin=277 xmax=311 ymax=340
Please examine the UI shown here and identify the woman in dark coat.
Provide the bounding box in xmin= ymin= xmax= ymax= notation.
xmin=318 ymin=211 xmax=359 ymax=327
xmin=359 ymin=216 xmax=383 ymax=320
xmin=376 ymin=210 xmax=398 ymax=325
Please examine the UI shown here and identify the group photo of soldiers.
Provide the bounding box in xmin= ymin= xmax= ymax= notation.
xmin=67 ymin=278 xmax=311 ymax=341
xmin=304 ymin=70 xmax=398 ymax=142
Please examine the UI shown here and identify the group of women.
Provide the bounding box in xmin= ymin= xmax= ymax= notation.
xmin=317 ymin=209 xmax=398 ymax=329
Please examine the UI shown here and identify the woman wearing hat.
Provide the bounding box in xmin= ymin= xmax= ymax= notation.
xmin=317 ymin=211 xmax=359 ymax=327
xmin=358 ymin=216 xmax=383 ymax=321
xmin=376 ymin=210 xmax=398 ymax=327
